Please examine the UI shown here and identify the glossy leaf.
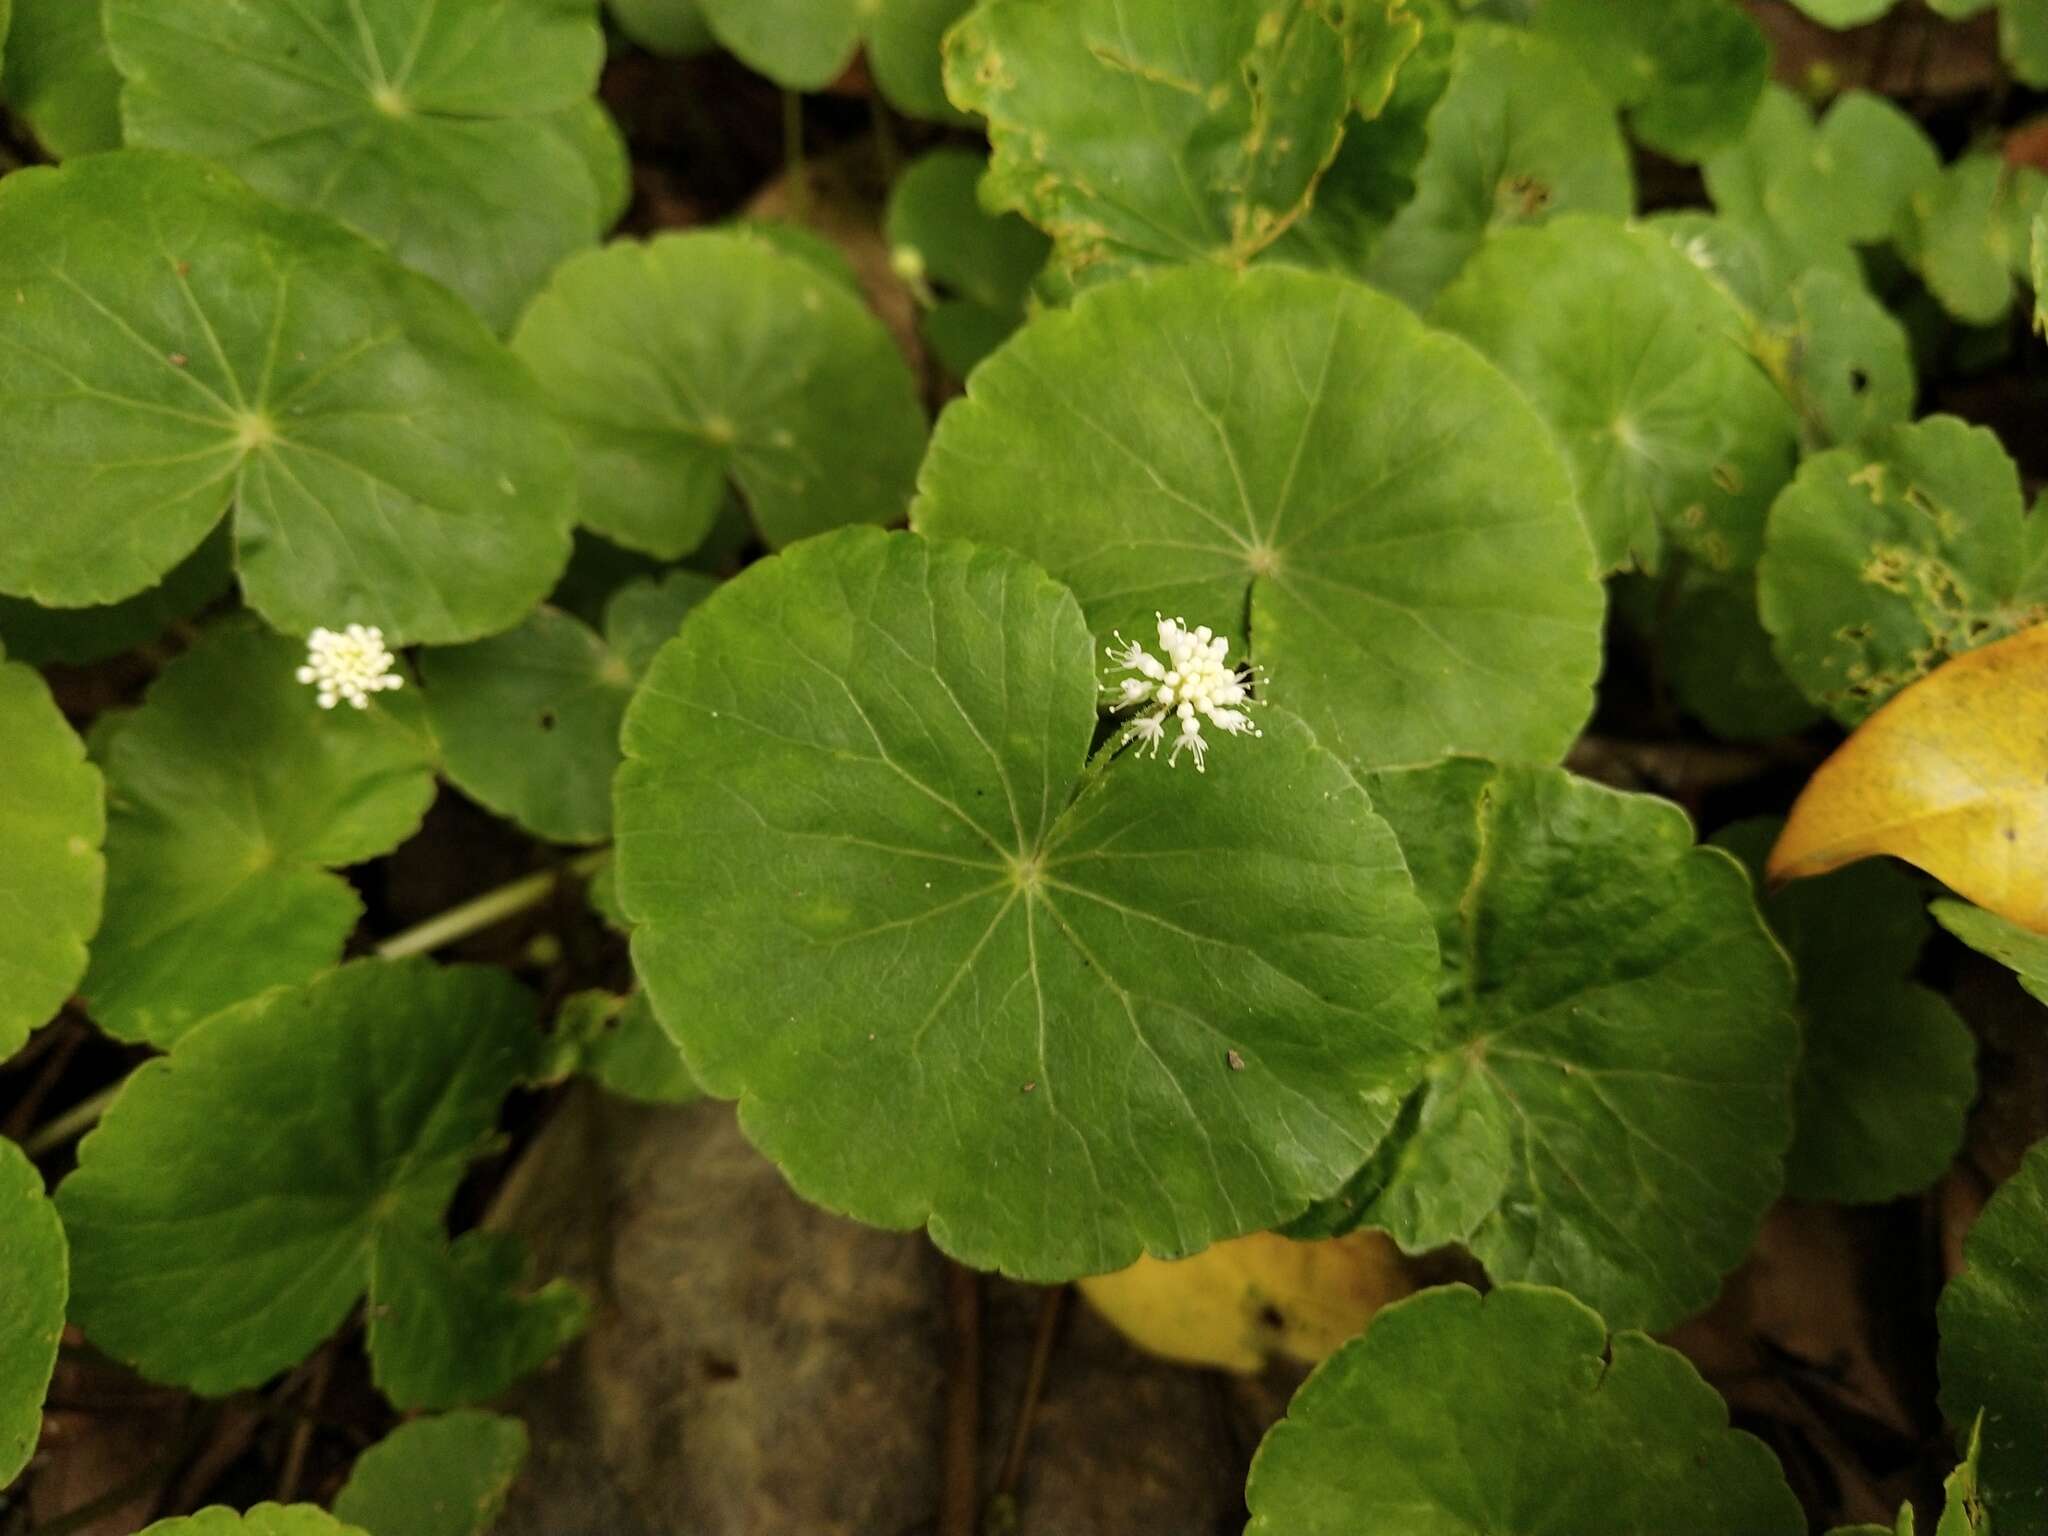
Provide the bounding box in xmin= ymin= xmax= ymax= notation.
xmin=915 ymin=263 xmax=1604 ymax=772
xmin=1716 ymin=820 xmax=1973 ymax=1204
xmin=0 ymin=646 xmax=106 ymax=1061
xmin=59 ymin=959 xmax=544 ymax=1395
xmin=141 ymin=1509 xmax=368 ymax=1536
xmin=1077 ymin=1230 xmax=1412 ymax=1374
xmin=83 ymin=621 xmax=436 ymax=1045
xmin=615 ymin=527 xmax=1441 ymax=1280
xmin=943 ymin=0 xmax=1400 ymax=288
xmin=1 ymin=0 xmax=122 ymax=156
xmin=1366 ymin=24 xmax=1633 ymax=310
xmin=1769 ymin=623 xmax=2048 ymax=932
xmin=334 ymin=1412 xmax=529 ymax=1536
xmin=1933 ymin=897 xmax=2048 ymax=1004
xmin=1432 ymin=215 xmax=1798 ymax=574
xmin=1338 ymin=761 xmax=1797 ymax=1331
xmin=1760 ymin=417 xmax=2048 ymax=724
xmin=107 ymin=0 xmax=611 ymax=329
xmin=0 ymin=1137 xmax=65 ymax=1488
xmin=512 ymin=230 xmax=926 ymax=561
xmin=1534 ymin=0 xmax=1767 ymax=161
xmin=1244 ymin=1284 xmax=1804 ymax=1535
xmin=886 ymin=147 xmax=1049 ymax=377
xmin=0 ymin=151 xmax=576 ymax=642
xmin=1939 ymin=1135 xmax=2048 ymax=1536
xmin=367 ymin=1227 xmax=588 ymax=1412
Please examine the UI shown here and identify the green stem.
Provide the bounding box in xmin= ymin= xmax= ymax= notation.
xmin=24 ymin=852 xmax=608 ymax=1156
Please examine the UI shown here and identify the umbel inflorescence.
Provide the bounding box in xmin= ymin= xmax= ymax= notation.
xmin=296 ymin=624 xmax=405 ymax=710
xmin=1104 ymin=615 xmax=1264 ymax=771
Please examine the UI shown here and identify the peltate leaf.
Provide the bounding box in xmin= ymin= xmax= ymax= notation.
xmin=1759 ymin=416 xmax=2048 ymax=724
xmin=1534 ymin=0 xmax=1768 ymax=161
xmin=914 ymin=263 xmax=1605 ymax=771
xmin=0 ymin=150 xmax=575 ymax=642
xmin=614 ymin=527 xmax=1441 ymax=1280
xmin=1244 ymin=1283 xmax=1805 ymax=1535
xmin=512 ymin=230 xmax=926 ymax=561
xmin=106 ymin=0 xmax=611 ymax=329
xmin=1339 ymin=761 xmax=1798 ymax=1332
xmin=0 ymin=1136 xmax=65 ymax=1488
xmin=59 ymin=958 xmax=544 ymax=1396
xmin=1939 ymin=1135 xmax=2048 ymax=1536
xmin=1715 ymin=819 xmax=1974 ymax=1204
xmin=1366 ymin=23 xmax=1633 ymax=310
xmin=333 ymin=1412 xmax=529 ymax=1536
xmin=1 ymin=0 xmax=122 ymax=156
xmin=1431 ymin=215 xmax=1798 ymax=575
xmin=82 ymin=620 xmax=436 ymax=1045
xmin=0 ymin=645 xmax=105 ymax=1061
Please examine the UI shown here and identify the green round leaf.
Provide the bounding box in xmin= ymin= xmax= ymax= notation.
xmin=1366 ymin=24 xmax=1632 ymax=310
xmin=59 ymin=958 xmax=542 ymax=1396
xmin=690 ymin=0 xmax=968 ymax=115
xmin=0 ymin=647 xmax=105 ymax=1062
xmin=1716 ymin=820 xmax=1974 ymax=1204
xmin=334 ymin=1412 xmax=529 ymax=1536
xmin=1245 ymin=1283 xmax=1804 ymax=1535
xmin=1342 ymin=761 xmax=1797 ymax=1331
xmin=1784 ymin=266 xmax=1918 ymax=447
xmin=602 ymin=570 xmax=718 ymax=677
xmin=1934 ymin=898 xmax=2048 ymax=1006
xmin=1789 ymin=0 xmax=1902 ymax=23
xmin=885 ymin=147 xmax=1050 ymax=377
xmin=1 ymin=0 xmax=122 ymax=156
xmin=915 ymin=263 xmax=1604 ymax=772
xmin=615 ymin=527 xmax=1440 ymax=1280
xmin=2003 ymin=0 xmax=2048 ymax=87
xmin=942 ymin=0 xmax=1379 ymax=288
xmin=1432 ymin=215 xmax=1798 ymax=575
xmin=0 ymin=150 xmax=575 ymax=642
xmin=367 ymin=1227 xmax=587 ymax=1411
xmin=865 ymin=0 xmax=976 ymax=120
xmin=1662 ymin=570 xmax=1823 ymax=741
xmin=142 ymin=1508 xmax=369 ymax=1536
xmin=1758 ymin=416 xmax=2048 ymax=724
xmin=0 ymin=1136 xmax=66 ymax=1488
xmin=83 ymin=620 xmax=436 ymax=1046
xmin=512 ymin=230 xmax=926 ymax=561
xmin=607 ymin=0 xmax=715 ymax=56
xmin=106 ymin=0 xmax=608 ymax=330
xmin=1899 ymin=156 xmax=2021 ymax=326
xmin=0 ymin=526 xmax=232 ymax=667
xmin=1940 ymin=1136 xmax=2048 ymax=1536
xmin=1535 ymin=0 xmax=1767 ymax=162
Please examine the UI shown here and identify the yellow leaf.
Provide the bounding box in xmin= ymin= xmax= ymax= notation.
xmin=1769 ymin=623 xmax=2048 ymax=932
xmin=1075 ymin=1230 xmax=1413 ymax=1374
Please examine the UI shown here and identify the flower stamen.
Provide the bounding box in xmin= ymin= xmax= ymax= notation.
xmin=296 ymin=624 xmax=404 ymax=711
xmin=1100 ymin=614 xmax=1265 ymax=773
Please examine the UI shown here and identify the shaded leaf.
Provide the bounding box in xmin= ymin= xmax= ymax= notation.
xmin=59 ymin=958 xmax=544 ymax=1395
xmin=1770 ymin=623 xmax=2048 ymax=933
xmin=1939 ymin=1135 xmax=2048 ymax=1536
xmin=1244 ymin=1283 xmax=1804 ymax=1535
xmin=82 ymin=620 xmax=435 ymax=1045
xmin=1334 ymin=761 xmax=1798 ymax=1332
xmin=1899 ymin=155 xmax=2023 ymax=325
xmin=551 ymin=990 xmax=702 ymax=1105
xmin=1663 ymin=570 xmax=1824 ymax=741
xmin=334 ymin=1412 xmax=529 ymax=1536
xmin=0 ymin=1136 xmax=66 ymax=1488
xmin=512 ymin=230 xmax=925 ymax=561
xmin=615 ymin=527 xmax=1440 ymax=1280
xmin=1076 ymin=1230 xmax=1412 ymax=1374
xmin=1 ymin=0 xmax=122 ymax=156
xmin=0 ymin=645 xmax=105 ymax=1061
xmin=0 ymin=150 xmax=575 ymax=642
xmin=1934 ymin=896 xmax=2048 ymax=1004
xmin=1431 ymin=214 xmax=1797 ymax=574
xmin=915 ymin=262 xmax=1604 ymax=771
xmin=885 ymin=147 xmax=1049 ymax=377
xmin=606 ymin=0 xmax=714 ymax=56
xmin=1534 ymin=0 xmax=1768 ymax=161
xmin=367 ymin=1227 xmax=588 ymax=1412
xmin=0 ymin=526 xmax=231 ymax=667
xmin=107 ymin=0 xmax=610 ymax=329
xmin=1366 ymin=23 xmax=1632 ymax=310
xmin=1760 ymin=416 xmax=2048 ymax=724
xmin=1716 ymin=819 xmax=1974 ymax=1203
xmin=141 ymin=1509 xmax=368 ymax=1536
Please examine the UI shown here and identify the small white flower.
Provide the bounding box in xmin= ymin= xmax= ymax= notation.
xmin=1102 ymin=615 xmax=1265 ymax=773
xmin=296 ymin=623 xmax=404 ymax=711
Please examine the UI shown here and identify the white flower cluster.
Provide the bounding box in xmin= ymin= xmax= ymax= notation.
xmin=1104 ymin=615 xmax=1264 ymax=772
xmin=296 ymin=624 xmax=404 ymax=710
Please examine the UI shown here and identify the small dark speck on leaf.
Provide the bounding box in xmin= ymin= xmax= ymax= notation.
xmin=176 ymin=261 xmax=191 ymax=276
xmin=2006 ymin=827 xmax=2018 ymax=842
xmin=538 ymin=710 xmax=557 ymax=731
xmin=168 ymin=353 xmax=188 ymax=367
xmin=1226 ymin=1049 xmax=1245 ymax=1071
xmin=1849 ymin=367 xmax=1870 ymax=394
